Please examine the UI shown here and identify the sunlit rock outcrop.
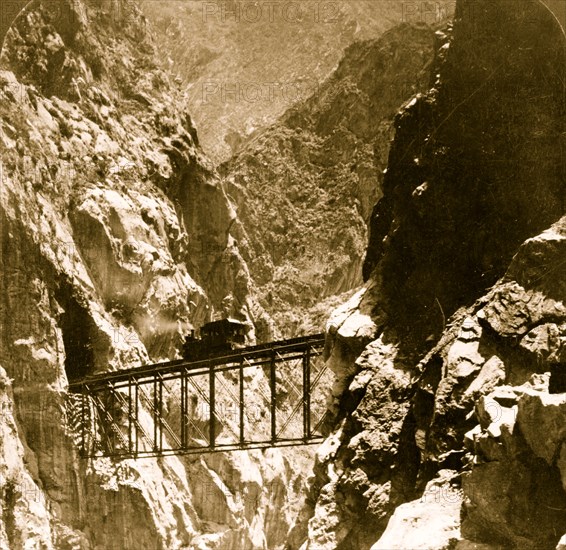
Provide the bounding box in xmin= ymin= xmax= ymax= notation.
xmin=0 ymin=0 xmax=309 ymax=547
xmin=371 ymin=470 xmax=462 ymax=550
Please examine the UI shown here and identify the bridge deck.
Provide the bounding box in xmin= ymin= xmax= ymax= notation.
xmin=69 ymin=333 xmax=325 ymax=389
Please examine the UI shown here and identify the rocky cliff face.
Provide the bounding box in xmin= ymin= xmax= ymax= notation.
xmin=294 ymin=0 xmax=566 ymax=548
xmin=221 ymin=23 xmax=439 ymax=337
xmin=4 ymin=0 xmax=563 ymax=547
xmin=1 ymin=0 xmax=275 ymax=357
xmin=0 ymin=0 xmax=306 ymax=547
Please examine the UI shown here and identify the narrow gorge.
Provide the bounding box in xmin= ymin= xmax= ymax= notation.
xmin=0 ymin=0 xmax=565 ymax=549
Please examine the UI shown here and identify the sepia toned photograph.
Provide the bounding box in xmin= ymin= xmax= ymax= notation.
xmin=0 ymin=0 xmax=565 ymax=548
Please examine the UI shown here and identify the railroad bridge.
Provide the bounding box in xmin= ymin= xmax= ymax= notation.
xmin=67 ymin=334 xmax=332 ymax=458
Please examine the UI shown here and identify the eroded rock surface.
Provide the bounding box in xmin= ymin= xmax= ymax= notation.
xmin=140 ymin=0 xmax=438 ymax=163
xmin=291 ymin=0 xmax=566 ymax=548
xmin=0 ymin=0 xmax=312 ymax=547
xmin=222 ymin=23 xmax=439 ymax=336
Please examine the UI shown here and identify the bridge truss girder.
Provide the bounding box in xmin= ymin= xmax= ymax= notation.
xmin=68 ymin=336 xmax=331 ymax=458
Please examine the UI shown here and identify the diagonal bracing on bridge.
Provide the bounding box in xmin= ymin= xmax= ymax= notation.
xmin=67 ymin=334 xmax=332 ymax=458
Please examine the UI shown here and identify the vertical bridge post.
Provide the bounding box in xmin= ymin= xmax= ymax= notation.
xmin=239 ymin=359 xmax=245 ymax=446
xmin=128 ymin=376 xmax=133 ymax=455
xmin=270 ymin=350 xmax=276 ymax=443
xmin=80 ymin=384 xmax=87 ymax=457
xmin=134 ymin=380 xmax=139 ymax=456
xmin=209 ymin=362 xmax=216 ymax=449
xmin=303 ymin=346 xmax=311 ymax=441
xmin=181 ymin=368 xmax=187 ymax=449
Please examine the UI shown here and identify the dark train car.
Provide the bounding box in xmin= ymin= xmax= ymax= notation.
xmin=183 ymin=318 xmax=247 ymax=361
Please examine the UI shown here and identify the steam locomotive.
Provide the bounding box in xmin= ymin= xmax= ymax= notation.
xmin=183 ymin=318 xmax=247 ymax=361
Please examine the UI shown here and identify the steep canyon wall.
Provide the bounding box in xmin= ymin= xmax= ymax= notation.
xmin=0 ymin=1 xmax=307 ymax=547
xmin=296 ymin=0 xmax=566 ymax=548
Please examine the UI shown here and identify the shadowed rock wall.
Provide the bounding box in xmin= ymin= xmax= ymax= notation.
xmin=292 ymin=0 xmax=566 ymax=548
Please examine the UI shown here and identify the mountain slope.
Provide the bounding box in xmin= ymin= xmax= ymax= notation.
xmin=140 ymin=0 xmax=442 ymax=162
xmin=221 ymin=22 xmax=439 ymax=337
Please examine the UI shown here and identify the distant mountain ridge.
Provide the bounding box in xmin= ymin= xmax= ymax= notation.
xmin=141 ymin=0 xmax=445 ymax=162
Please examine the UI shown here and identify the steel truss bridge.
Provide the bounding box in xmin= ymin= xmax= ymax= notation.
xmin=67 ymin=334 xmax=331 ymax=458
